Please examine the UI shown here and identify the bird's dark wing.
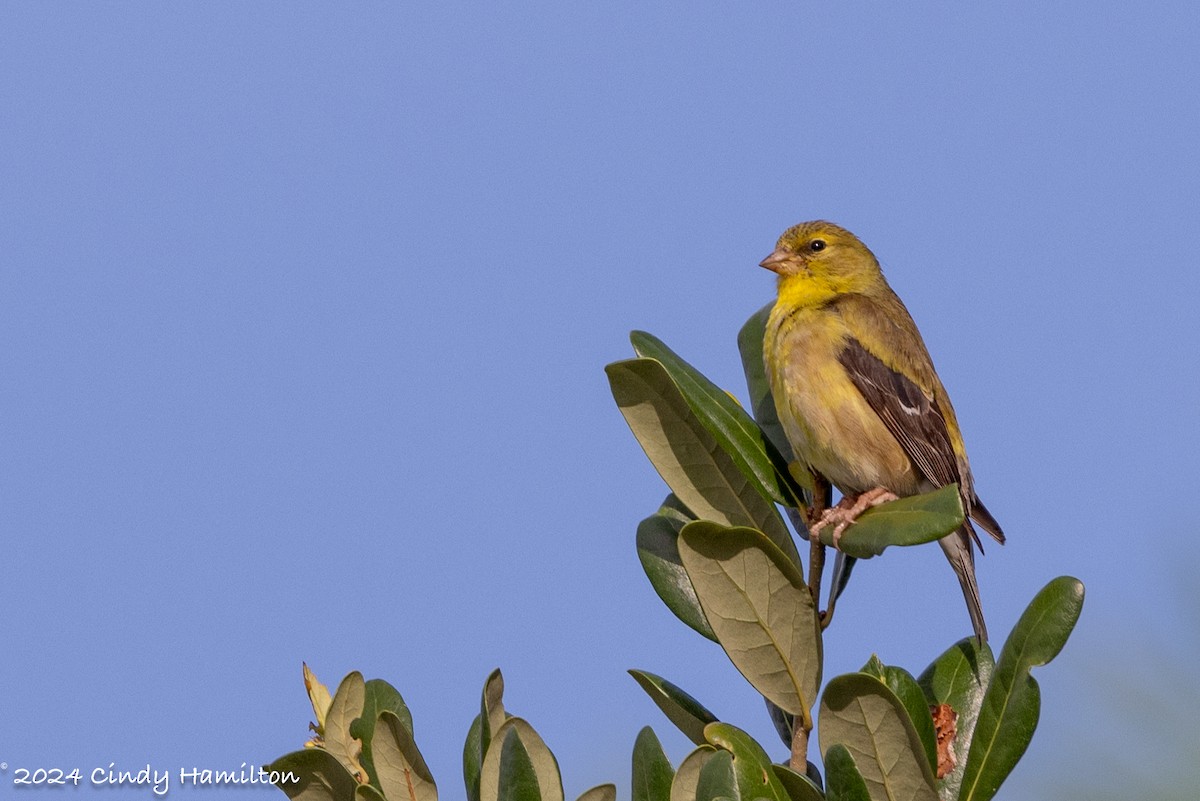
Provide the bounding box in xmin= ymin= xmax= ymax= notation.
xmin=968 ymin=495 xmax=1005 ymax=544
xmin=837 ymin=336 xmax=963 ymax=490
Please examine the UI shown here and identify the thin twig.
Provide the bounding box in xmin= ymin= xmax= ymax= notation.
xmin=808 ymin=537 xmax=825 ymax=614
xmin=789 ymin=473 xmax=830 ymax=773
xmin=807 ymin=475 xmax=832 ymax=625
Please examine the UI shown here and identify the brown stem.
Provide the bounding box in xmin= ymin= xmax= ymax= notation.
xmin=807 ymin=475 xmax=833 ymax=625
xmin=789 ymin=714 xmax=811 ymax=774
xmin=790 ymin=473 xmax=829 ymax=774
xmin=808 ymin=536 xmax=825 ymax=612
xmin=809 ymin=474 xmax=832 ymax=522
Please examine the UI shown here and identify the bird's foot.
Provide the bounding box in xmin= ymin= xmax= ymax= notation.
xmin=810 ymin=487 xmax=899 ymax=547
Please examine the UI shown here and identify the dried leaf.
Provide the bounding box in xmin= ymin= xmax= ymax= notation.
xmin=303 ymin=662 xmax=333 ymax=744
xmin=931 ymin=703 xmax=958 ymax=780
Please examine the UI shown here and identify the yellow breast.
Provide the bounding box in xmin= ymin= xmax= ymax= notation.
xmin=764 ymin=300 xmax=920 ymax=496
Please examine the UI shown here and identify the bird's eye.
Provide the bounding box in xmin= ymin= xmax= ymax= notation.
xmin=809 ymin=239 xmax=827 ymax=252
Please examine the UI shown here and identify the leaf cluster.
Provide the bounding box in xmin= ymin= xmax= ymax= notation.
xmin=268 ymin=670 xmax=431 ymax=801
xmin=605 ymin=313 xmax=1085 ymax=800
xmin=269 ymin=667 xmax=615 ymax=801
xmin=625 ymin=575 xmax=1083 ymax=801
xmin=265 ymin=575 xmax=1082 ymax=801
xmin=264 ymin=308 xmax=1086 ymax=801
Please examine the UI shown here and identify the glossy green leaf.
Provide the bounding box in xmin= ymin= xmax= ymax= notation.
xmin=631 ymin=330 xmax=806 ymax=511
xmin=481 ymin=719 xmax=563 ymax=801
xmin=465 ymin=716 xmax=485 ymax=801
xmin=814 ymin=485 xmax=965 ymax=559
xmin=483 ymin=669 xmax=508 ymax=751
xmin=632 ymin=727 xmax=675 ymax=801
xmin=636 ymin=498 xmax=716 ymax=641
xmin=823 ymin=744 xmax=871 ymax=801
xmin=771 ymin=764 xmax=824 ymax=801
xmin=267 ymin=748 xmax=359 ymax=801
xmin=606 ymin=357 xmax=801 ymax=566
xmin=356 ymin=784 xmax=388 ymax=801
xmin=804 ymin=762 xmax=825 ymax=794
xmin=497 ymin=736 xmax=539 ymax=801
xmin=576 ymin=785 xmax=617 ymax=801
xmin=326 ymin=672 xmax=367 ymax=781
xmin=482 ymin=725 xmax=539 ymax=801
xmin=354 ymin=679 xmax=413 ymax=789
xmin=858 ymin=655 xmax=886 ymax=678
xmin=670 ymin=746 xmax=717 ymax=801
xmin=884 ymin=666 xmax=939 ymax=777
xmin=467 ymin=669 xmax=509 ymax=801
xmin=918 ymin=638 xmax=995 ymax=801
xmin=362 ymin=680 xmax=413 ymax=735
xmin=678 ymin=521 xmax=822 ymax=728
xmin=694 ymin=750 xmax=737 ymax=801
xmin=373 ymin=710 xmax=437 ymax=801
xmin=959 ymin=577 xmax=1084 ymax=801
xmin=853 ymin=659 xmax=938 ymax=778
xmin=629 ymin=670 xmax=718 ymax=745
xmin=704 ymin=722 xmax=790 ymax=801
xmin=829 ymin=551 xmax=857 ymax=605
xmin=819 ymin=673 xmax=938 ymax=801
xmin=765 ymin=698 xmax=794 ymax=749
xmin=736 ymin=303 xmax=794 ymax=460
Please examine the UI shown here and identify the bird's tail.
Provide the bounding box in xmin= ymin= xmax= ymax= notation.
xmin=938 ymin=524 xmax=987 ymax=643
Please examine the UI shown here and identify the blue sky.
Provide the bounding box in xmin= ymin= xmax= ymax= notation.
xmin=3 ymin=2 xmax=1198 ymax=799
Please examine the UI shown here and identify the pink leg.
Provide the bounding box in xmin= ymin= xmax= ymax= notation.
xmin=810 ymin=487 xmax=899 ymax=547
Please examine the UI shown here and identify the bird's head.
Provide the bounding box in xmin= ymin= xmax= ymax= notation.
xmin=760 ymin=220 xmax=882 ymax=301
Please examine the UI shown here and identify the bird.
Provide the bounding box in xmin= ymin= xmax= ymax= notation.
xmin=760 ymin=220 xmax=1004 ymax=642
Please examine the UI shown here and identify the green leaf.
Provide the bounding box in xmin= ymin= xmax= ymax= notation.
xmin=482 ymin=669 xmax=508 ymax=752
xmin=266 ymin=748 xmax=359 ymax=801
xmin=629 ymin=670 xmax=719 ymax=746
xmin=678 ymin=521 xmax=821 ymax=727
xmin=804 ymin=762 xmax=825 ymax=794
xmin=815 ymin=485 xmax=965 ymax=559
xmin=632 ymin=727 xmax=675 ymax=801
xmin=631 ymin=330 xmax=806 ymax=511
xmin=764 ymin=698 xmax=794 ymax=749
xmin=480 ymin=719 xmax=563 ymax=801
xmin=694 ymin=750 xmax=738 ymax=801
xmin=484 ymin=726 xmax=540 ymax=801
xmin=326 ymin=672 xmax=367 ymax=782
xmin=606 ymin=357 xmax=802 ymax=566
xmin=959 ymin=577 xmax=1085 ymax=801
xmin=465 ymin=716 xmax=485 ymax=801
xmin=918 ymin=638 xmax=995 ymax=801
xmin=373 ymin=710 xmax=437 ymax=801
xmin=856 ymin=658 xmax=938 ymax=779
xmin=354 ymin=679 xmax=413 ymax=789
xmin=858 ymin=655 xmax=885 ymax=679
xmin=576 ymin=785 xmax=617 ymax=801
xmin=883 ymin=666 xmax=939 ymax=778
xmin=819 ymin=673 xmax=938 ymax=801
xmin=467 ymin=669 xmax=509 ymax=801
xmin=829 ymin=551 xmax=857 ymax=605
xmin=704 ymin=722 xmax=790 ymax=801
xmin=670 ymin=746 xmax=717 ymax=801
xmin=357 ymin=784 xmax=389 ymax=801
xmin=362 ymin=680 xmax=413 ymax=735
xmin=736 ymin=303 xmax=795 ymax=465
xmin=822 ymin=744 xmax=871 ymax=801
xmin=770 ymin=764 xmax=824 ymax=801
xmin=636 ymin=498 xmax=716 ymax=641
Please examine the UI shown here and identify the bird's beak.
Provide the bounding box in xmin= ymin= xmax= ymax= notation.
xmin=759 ymin=248 xmax=794 ymax=274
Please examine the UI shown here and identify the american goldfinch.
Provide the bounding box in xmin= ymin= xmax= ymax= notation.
xmin=761 ymin=220 xmax=1004 ymax=642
